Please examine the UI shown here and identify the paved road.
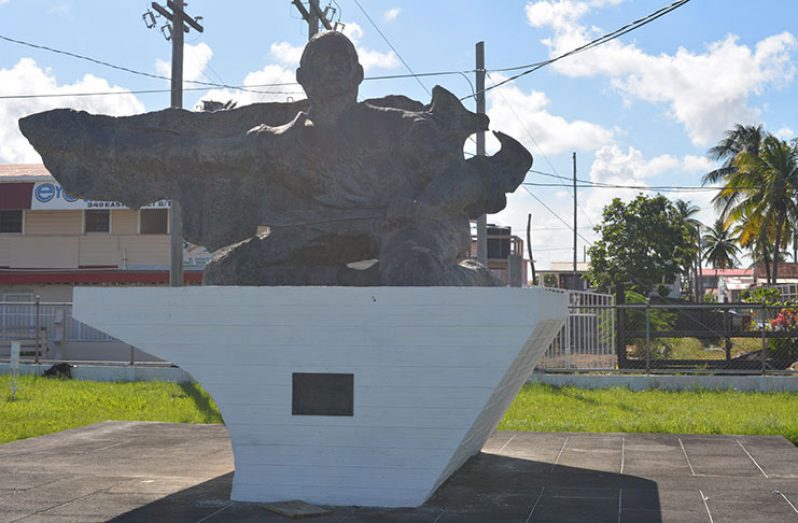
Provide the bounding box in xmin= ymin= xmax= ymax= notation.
xmin=0 ymin=422 xmax=797 ymax=522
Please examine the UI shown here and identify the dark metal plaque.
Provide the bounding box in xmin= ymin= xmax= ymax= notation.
xmin=292 ymin=373 xmax=354 ymax=416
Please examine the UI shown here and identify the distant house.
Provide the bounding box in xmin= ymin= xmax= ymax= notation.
xmin=538 ymin=261 xmax=591 ymax=291
xmin=753 ymin=263 xmax=798 ymax=285
xmin=0 ymin=163 xmax=205 ymax=303
xmin=702 ymin=268 xmax=754 ymax=302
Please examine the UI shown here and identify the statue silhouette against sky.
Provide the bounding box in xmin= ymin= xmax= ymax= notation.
xmin=20 ymin=31 xmax=533 ymax=286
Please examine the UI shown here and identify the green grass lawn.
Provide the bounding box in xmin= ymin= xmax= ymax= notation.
xmin=1 ymin=376 xmax=796 ymax=445
xmin=500 ymin=384 xmax=798 ymax=444
xmin=0 ymin=375 xmax=221 ymax=444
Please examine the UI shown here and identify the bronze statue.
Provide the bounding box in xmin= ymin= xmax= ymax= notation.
xmin=19 ymin=31 xmax=533 ymax=286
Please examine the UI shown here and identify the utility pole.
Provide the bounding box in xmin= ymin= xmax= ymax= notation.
xmin=572 ymin=152 xmax=578 ymax=290
xmin=527 ymin=213 xmax=536 ymax=285
xmin=291 ymin=0 xmax=336 ymax=41
xmin=475 ymin=41 xmax=487 ymax=267
xmin=144 ymin=0 xmax=204 ymax=287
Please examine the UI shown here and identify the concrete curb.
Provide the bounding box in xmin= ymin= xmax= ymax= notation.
xmin=530 ymin=371 xmax=798 ymax=392
xmin=0 ymin=362 xmax=193 ymax=382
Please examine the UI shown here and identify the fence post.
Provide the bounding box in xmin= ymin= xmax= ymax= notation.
xmin=615 ymin=283 xmax=626 ymax=369
xmin=723 ymin=297 xmax=732 ymax=361
xmin=645 ymin=298 xmax=651 ymax=374
xmin=760 ymin=304 xmax=767 ymax=375
xmin=34 ymin=295 xmax=41 ymax=364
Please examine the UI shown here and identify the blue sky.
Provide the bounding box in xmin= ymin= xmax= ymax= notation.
xmin=1 ymin=0 xmax=797 ymax=268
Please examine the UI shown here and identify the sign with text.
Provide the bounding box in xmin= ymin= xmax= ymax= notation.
xmin=30 ymin=182 xmax=170 ymax=210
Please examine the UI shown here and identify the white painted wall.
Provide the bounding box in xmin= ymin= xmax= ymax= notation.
xmin=73 ymin=286 xmax=567 ymax=507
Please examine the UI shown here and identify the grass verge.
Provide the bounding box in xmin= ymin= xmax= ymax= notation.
xmin=0 ymin=375 xmax=222 ymax=444
xmin=500 ymin=383 xmax=798 ymax=445
xmin=1 ymin=377 xmax=796 ymax=446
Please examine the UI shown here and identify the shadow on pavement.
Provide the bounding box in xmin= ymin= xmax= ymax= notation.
xmin=111 ymin=452 xmax=661 ymax=522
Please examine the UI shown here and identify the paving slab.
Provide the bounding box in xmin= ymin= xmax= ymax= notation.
xmin=0 ymin=423 xmax=797 ymax=522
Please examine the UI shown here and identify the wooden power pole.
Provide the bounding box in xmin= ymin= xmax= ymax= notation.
xmin=146 ymin=0 xmax=203 ymax=287
xmin=292 ymin=0 xmax=334 ymax=41
xmin=475 ymin=41 xmax=487 ymax=267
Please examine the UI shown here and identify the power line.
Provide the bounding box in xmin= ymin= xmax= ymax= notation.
xmin=486 ymin=71 xmax=595 ymax=228
xmin=0 ymin=0 xmax=691 ymax=102
xmin=351 ymin=0 xmax=430 ymax=96
xmin=523 ymin=181 xmax=742 ymax=192
xmin=521 ymin=185 xmax=594 ymax=246
xmin=460 ymin=0 xmax=692 ymax=101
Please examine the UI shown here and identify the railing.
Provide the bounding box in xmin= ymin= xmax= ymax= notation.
xmin=0 ymin=300 xmax=116 ymax=344
xmin=611 ymin=302 xmax=798 ymax=374
xmin=537 ymin=289 xmax=616 ymax=370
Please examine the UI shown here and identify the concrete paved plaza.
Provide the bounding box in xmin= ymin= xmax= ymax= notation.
xmin=0 ymin=422 xmax=796 ymax=522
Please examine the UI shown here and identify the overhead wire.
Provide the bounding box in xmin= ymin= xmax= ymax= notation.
xmin=460 ymin=0 xmax=693 ymax=101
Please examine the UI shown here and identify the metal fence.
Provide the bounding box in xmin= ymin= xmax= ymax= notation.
xmin=0 ymin=300 xmax=116 ymax=346
xmin=537 ymin=289 xmax=616 ymax=370
xmin=3 ymin=296 xmax=795 ymax=375
xmin=613 ymin=302 xmax=798 ymax=374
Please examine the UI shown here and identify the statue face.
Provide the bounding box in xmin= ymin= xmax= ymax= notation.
xmin=297 ymin=33 xmax=364 ymax=101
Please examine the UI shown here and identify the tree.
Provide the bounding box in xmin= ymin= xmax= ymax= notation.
xmin=674 ymin=199 xmax=703 ymax=300
xmin=722 ymin=136 xmax=798 ymax=283
xmin=702 ymin=218 xmax=740 ymax=270
xmin=587 ymin=194 xmax=698 ymax=295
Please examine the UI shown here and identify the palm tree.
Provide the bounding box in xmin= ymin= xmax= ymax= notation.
xmin=704 ymin=124 xmax=766 ymax=218
xmin=727 ymin=136 xmax=798 ymax=283
xmin=703 ymin=218 xmax=740 ymax=271
xmin=674 ymin=199 xmax=702 ymax=300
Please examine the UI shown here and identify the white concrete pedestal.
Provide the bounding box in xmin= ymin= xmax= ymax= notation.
xmin=73 ymin=286 xmax=567 ymax=507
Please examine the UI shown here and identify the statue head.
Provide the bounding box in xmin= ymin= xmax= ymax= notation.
xmin=296 ymin=31 xmax=364 ymax=104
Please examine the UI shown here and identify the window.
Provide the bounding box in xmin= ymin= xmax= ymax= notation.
xmin=139 ymin=209 xmax=169 ymax=234
xmin=0 ymin=210 xmax=22 ymax=233
xmin=84 ymin=209 xmax=110 ymax=233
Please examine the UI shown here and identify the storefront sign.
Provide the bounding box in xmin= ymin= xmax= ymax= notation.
xmin=30 ymin=182 xmax=170 ymax=210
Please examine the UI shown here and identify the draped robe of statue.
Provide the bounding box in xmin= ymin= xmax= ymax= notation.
xmin=19 ymin=31 xmax=533 ymax=286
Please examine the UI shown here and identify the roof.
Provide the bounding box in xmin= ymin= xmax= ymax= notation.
xmin=702 ymin=268 xmax=753 ymax=277
xmin=0 ymin=164 xmax=53 ymax=183
xmin=754 ymin=263 xmax=798 ymax=280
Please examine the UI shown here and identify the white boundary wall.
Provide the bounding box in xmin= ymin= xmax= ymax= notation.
xmin=72 ymin=286 xmax=567 ymax=507
xmin=530 ymin=372 xmax=798 ymax=392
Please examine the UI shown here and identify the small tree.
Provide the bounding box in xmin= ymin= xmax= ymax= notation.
xmin=587 ymin=194 xmax=698 ymax=295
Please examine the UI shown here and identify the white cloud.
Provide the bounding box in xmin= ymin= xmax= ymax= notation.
xmin=200 ymin=64 xmax=303 ymax=107
xmin=486 ymin=76 xmax=613 ymax=155
xmin=775 ymin=126 xmax=795 ymax=140
xmin=681 ymin=154 xmax=715 ymax=174
xmin=584 ymin=144 xmax=718 ymax=227
xmin=155 ymin=42 xmax=213 ymax=88
xmin=1 ymin=58 xmax=144 ymax=163
xmin=524 ymin=0 xmax=798 ymax=146
xmin=268 ymin=24 xmax=400 ymax=72
xmin=384 ymin=8 xmax=401 ymax=22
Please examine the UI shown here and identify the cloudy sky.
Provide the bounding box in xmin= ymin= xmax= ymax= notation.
xmin=1 ymin=0 xmax=796 ymax=269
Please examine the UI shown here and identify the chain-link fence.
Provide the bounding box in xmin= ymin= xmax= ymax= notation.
xmin=614 ymin=302 xmax=798 ymax=374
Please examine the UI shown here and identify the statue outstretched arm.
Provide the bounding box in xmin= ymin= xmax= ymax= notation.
xmin=19 ymin=106 xmax=301 ymax=250
xmin=19 ymin=108 xmax=284 ymax=209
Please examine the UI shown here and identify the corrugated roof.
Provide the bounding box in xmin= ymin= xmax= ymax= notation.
xmin=0 ymin=164 xmax=53 ymax=183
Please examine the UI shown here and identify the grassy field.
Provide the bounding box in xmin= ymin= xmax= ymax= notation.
xmin=0 ymin=375 xmax=221 ymax=444
xmin=500 ymin=384 xmax=798 ymax=444
xmin=1 ymin=376 xmax=796 ymax=445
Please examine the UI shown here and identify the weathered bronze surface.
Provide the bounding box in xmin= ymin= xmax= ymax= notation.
xmin=19 ymin=32 xmax=533 ymax=286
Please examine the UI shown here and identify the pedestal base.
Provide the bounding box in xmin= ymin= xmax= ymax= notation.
xmin=73 ymin=286 xmax=566 ymax=507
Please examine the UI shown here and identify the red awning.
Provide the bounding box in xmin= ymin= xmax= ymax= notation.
xmin=0 ymin=183 xmax=33 ymax=210
xmin=0 ymin=270 xmax=204 ymax=285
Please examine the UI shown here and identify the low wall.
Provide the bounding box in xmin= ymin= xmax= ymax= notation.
xmin=530 ymin=371 xmax=798 ymax=392
xmin=0 ymin=362 xmax=192 ymax=382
